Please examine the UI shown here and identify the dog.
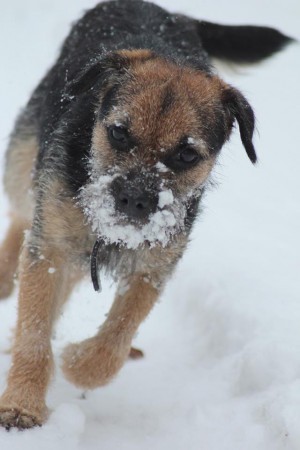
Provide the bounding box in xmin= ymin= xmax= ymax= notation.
xmin=0 ymin=0 xmax=292 ymax=430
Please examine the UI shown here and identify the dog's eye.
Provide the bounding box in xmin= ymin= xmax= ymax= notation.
xmin=108 ymin=125 xmax=129 ymax=150
xmin=178 ymin=148 xmax=199 ymax=164
xmin=110 ymin=126 xmax=127 ymax=142
xmin=165 ymin=147 xmax=200 ymax=171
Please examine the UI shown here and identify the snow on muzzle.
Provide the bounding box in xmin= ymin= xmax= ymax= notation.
xmin=79 ymin=168 xmax=187 ymax=249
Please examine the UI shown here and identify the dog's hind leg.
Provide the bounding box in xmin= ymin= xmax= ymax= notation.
xmin=0 ymin=216 xmax=26 ymax=299
xmin=62 ymin=273 xmax=159 ymax=389
xmin=128 ymin=347 xmax=144 ymax=359
xmin=1 ymin=123 xmax=38 ymax=299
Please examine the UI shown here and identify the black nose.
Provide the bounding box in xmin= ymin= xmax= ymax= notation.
xmin=111 ymin=176 xmax=158 ymax=221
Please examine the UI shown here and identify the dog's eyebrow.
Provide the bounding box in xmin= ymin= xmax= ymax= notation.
xmin=160 ymin=86 xmax=175 ymax=116
xmin=99 ymin=85 xmax=119 ymax=120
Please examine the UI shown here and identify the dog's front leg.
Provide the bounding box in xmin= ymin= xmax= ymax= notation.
xmin=62 ymin=273 xmax=160 ymax=389
xmin=0 ymin=245 xmax=66 ymax=429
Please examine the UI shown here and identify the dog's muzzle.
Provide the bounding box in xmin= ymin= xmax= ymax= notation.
xmin=110 ymin=172 xmax=159 ymax=222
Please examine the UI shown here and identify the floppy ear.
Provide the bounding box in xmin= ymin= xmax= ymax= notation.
xmin=65 ymin=53 xmax=127 ymax=97
xmin=223 ymin=87 xmax=257 ymax=164
xmin=65 ymin=49 xmax=155 ymax=97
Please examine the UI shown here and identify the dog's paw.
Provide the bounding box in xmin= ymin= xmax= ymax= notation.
xmin=62 ymin=338 xmax=127 ymax=389
xmin=0 ymin=392 xmax=47 ymax=430
xmin=0 ymin=407 xmax=42 ymax=430
xmin=128 ymin=347 xmax=144 ymax=359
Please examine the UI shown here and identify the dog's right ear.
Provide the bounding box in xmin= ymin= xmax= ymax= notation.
xmin=222 ymin=86 xmax=257 ymax=164
xmin=65 ymin=50 xmax=155 ymax=97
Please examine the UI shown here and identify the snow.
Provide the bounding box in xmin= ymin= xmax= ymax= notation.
xmin=79 ymin=170 xmax=186 ymax=248
xmin=155 ymin=161 xmax=169 ymax=172
xmin=0 ymin=0 xmax=300 ymax=449
xmin=158 ymin=189 xmax=174 ymax=209
xmin=187 ymin=136 xmax=196 ymax=145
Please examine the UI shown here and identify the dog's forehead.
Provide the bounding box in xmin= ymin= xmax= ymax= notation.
xmin=116 ymin=58 xmax=225 ymax=149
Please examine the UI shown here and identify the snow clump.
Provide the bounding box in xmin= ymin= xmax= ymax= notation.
xmin=79 ymin=170 xmax=191 ymax=249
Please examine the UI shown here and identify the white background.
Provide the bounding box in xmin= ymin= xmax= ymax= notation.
xmin=0 ymin=1 xmax=299 ymax=449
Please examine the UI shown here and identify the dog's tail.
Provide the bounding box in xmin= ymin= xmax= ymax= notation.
xmin=197 ymin=21 xmax=294 ymax=63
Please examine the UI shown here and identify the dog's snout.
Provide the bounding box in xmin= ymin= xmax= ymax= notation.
xmin=111 ymin=176 xmax=158 ymax=220
xmin=118 ymin=190 xmax=154 ymax=217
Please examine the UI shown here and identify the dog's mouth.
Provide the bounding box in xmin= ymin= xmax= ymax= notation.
xmin=79 ymin=172 xmax=188 ymax=249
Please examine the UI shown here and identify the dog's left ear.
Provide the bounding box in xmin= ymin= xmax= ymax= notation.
xmin=223 ymin=87 xmax=257 ymax=164
xmin=65 ymin=49 xmax=155 ymax=97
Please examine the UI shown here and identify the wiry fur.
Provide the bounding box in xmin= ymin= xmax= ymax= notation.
xmin=0 ymin=0 xmax=292 ymax=430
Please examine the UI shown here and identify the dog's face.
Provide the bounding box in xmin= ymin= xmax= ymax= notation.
xmin=71 ymin=50 xmax=256 ymax=248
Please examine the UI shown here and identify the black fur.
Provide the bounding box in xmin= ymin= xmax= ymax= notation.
xmin=223 ymin=88 xmax=257 ymax=163
xmin=160 ymin=87 xmax=175 ymax=116
xmin=197 ymin=21 xmax=294 ymax=64
xmin=99 ymin=85 xmax=120 ymax=120
xmin=22 ymin=0 xmax=291 ymax=214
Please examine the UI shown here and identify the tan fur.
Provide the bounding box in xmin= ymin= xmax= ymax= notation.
xmin=0 ymin=135 xmax=38 ymax=301
xmin=0 ymin=134 xmax=38 ymax=300
xmin=128 ymin=347 xmax=144 ymax=359
xmin=0 ymin=216 xmax=27 ymax=299
xmin=41 ymin=179 xmax=91 ymax=254
xmin=117 ymin=48 xmax=155 ymax=62
xmin=62 ymin=273 xmax=159 ymax=389
xmin=0 ymin=246 xmax=76 ymax=428
xmin=4 ymin=135 xmax=38 ymax=221
xmin=93 ymin=56 xmax=225 ymax=197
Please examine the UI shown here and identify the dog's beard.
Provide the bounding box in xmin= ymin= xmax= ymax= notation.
xmin=79 ymin=172 xmax=190 ymax=249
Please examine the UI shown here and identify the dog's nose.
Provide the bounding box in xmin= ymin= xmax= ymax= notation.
xmin=117 ymin=190 xmax=154 ymax=218
xmin=111 ymin=177 xmax=158 ymax=221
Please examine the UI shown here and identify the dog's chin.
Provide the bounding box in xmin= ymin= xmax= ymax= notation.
xmin=92 ymin=208 xmax=181 ymax=250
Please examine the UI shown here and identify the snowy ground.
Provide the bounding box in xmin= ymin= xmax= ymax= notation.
xmin=0 ymin=0 xmax=299 ymax=449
